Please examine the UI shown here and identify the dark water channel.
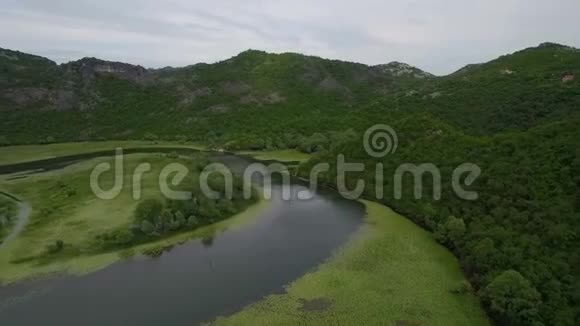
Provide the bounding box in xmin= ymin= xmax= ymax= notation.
xmin=0 ymin=149 xmax=364 ymax=325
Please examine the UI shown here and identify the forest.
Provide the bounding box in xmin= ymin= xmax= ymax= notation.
xmin=0 ymin=42 xmax=578 ymax=325
xmin=298 ymin=113 xmax=580 ymax=325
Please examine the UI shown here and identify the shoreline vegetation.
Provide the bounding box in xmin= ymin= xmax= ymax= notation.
xmin=0 ymin=42 xmax=577 ymax=325
xmin=0 ymin=194 xmax=20 ymax=244
xmin=0 ymin=151 xmax=265 ymax=284
xmin=0 ymin=142 xmax=487 ymax=324
xmin=214 ymin=200 xmax=489 ymax=325
xmin=0 ymin=140 xmax=311 ymax=166
xmin=0 ymin=141 xmax=207 ymax=166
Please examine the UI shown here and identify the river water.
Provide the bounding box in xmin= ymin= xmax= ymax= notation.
xmin=0 ymin=149 xmax=364 ymax=325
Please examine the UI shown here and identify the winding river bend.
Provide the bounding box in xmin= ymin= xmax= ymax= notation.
xmin=0 ymin=150 xmax=364 ymax=325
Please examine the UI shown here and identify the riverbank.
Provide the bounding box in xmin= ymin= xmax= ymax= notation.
xmin=0 ymin=141 xmax=312 ymax=166
xmin=0 ymin=194 xmax=21 ymax=244
xmin=0 ymin=200 xmax=30 ymax=250
xmin=0 ymin=153 xmax=268 ymax=284
xmin=0 ymin=142 xmax=488 ymax=324
xmin=235 ymin=149 xmax=311 ymax=163
xmin=0 ymin=141 xmax=206 ymax=166
xmin=214 ymin=200 xmax=489 ymax=325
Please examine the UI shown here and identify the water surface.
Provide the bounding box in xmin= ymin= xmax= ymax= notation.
xmin=0 ymin=151 xmax=364 ymax=325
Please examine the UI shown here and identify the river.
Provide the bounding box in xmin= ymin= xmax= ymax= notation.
xmin=0 ymin=149 xmax=364 ymax=325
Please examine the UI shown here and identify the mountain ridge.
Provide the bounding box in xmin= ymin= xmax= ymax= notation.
xmin=0 ymin=41 xmax=578 ymax=144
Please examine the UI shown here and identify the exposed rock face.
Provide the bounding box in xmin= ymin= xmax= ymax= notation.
xmin=1 ymin=88 xmax=78 ymax=111
xmin=206 ymin=104 xmax=230 ymax=113
xmin=51 ymin=90 xmax=76 ymax=111
xmin=318 ymin=76 xmax=347 ymax=92
xmin=263 ymin=92 xmax=286 ymax=104
xmin=562 ymin=73 xmax=575 ymax=83
xmin=2 ymin=88 xmax=49 ymax=105
xmin=222 ymin=81 xmax=251 ymax=95
xmin=0 ymin=48 xmax=56 ymax=65
xmin=500 ymin=68 xmax=515 ymax=75
xmin=239 ymin=92 xmax=286 ymax=106
xmin=374 ymin=62 xmax=433 ymax=79
xmin=425 ymin=91 xmax=442 ymax=99
xmin=240 ymin=94 xmax=259 ymax=105
xmin=0 ymin=51 xmax=19 ymax=61
xmin=178 ymin=87 xmax=212 ymax=106
xmin=63 ymin=58 xmax=151 ymax=84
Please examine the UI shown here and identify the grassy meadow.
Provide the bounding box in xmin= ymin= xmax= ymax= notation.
xmin=236 ymin=149 xmax=312 ymax=163
xmin=0 ymin=142 xmax=488 ymax=325
xmin=214 ymin=200 xmax=489 ymax=326
xmin=0 ymin=195 xmax=19 ymax=241
xmin=0 ymin=141 xmax=207 ymax=165
xmin=0 ymin=153 xmax=267 ymax=284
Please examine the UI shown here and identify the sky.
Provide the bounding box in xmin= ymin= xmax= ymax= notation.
xmin=1 ymin=0 xmax=579 ymax=75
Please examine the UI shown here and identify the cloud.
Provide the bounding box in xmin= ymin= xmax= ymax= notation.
xmin=1 ymin=0 xmax=579 ymax=74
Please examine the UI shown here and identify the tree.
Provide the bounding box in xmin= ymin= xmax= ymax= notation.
xmin=300 ymin=133 xmax=328 ymax=153
xmin=0 ymin=135 xmax=10 ymax=146
xmin=46 ymin=240 xmax=64 ymax=253
xmin=174 ymin=211 xmax=186 ymax=229
xmin=41 ymin=136 xmax=55 ymax=144
xmin=482 ymin=270 xmax=541 ymax=325
xmin=186 ymin=215 xmax=199 ymax=228
xmin=140 ymin=220 xmax=155 ymax=234
xmin=158 ymin=209 xmax=174 ymax=232
xmin=445 ymin=216 xmax=466 ymax=244
xmin=144 ymin=132 xmax=159 ymax=141
xmin=471 ymin=238 xmax=496 ymax=271
xmin=134 ymin=199 xmax=163 ymax=223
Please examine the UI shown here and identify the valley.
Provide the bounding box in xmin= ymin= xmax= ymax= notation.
xmin=0 ymin=41 xmax=578 ymax=325
xmin=0 ymin=146 xmax=489 ymax=325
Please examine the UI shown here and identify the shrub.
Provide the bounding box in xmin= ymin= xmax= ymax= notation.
xmin=0 ymin=135 xmax=10 ymax=146
xmin=166 ymin=151 xmax=179 ymax=159
xmin=450 ymin=280 xmax=473 ymax=295
xmin=134 ymin=199 xmax=163 ymax=223
xmin=186 ymin=215 xmax=199 ymax=228
xmin=174 ymin=211 xmax=186 ymax=228
xmin=46 ymin=240 xmax=64 ymax=254
xmin=140 ymin=220 xmax=155 ymax=234
xmin=482 ymin=270 xmax=541 ymax=324
xmin=144 ymin=132 xmax=159 ymax=141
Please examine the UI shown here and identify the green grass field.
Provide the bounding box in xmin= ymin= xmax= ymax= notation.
xmin=0 ymin=141 xmax=206 ymax=165
xmin=0 ymin=153 xmax=267 ymax=284
xmin=236 ymin=149 xmax=312 ymax=163
xmin=214 ymin=200 xmax=489 ymax=326
xmin=1 ymin=143 xmax=488 ymax=325
xmin=0 ymin=141 xmax=310 ymax=166
xmin=0 ymin=195 xmax=19 ymax=241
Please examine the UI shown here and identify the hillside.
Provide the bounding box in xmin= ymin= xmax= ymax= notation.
xmin=1 ymin=43 xmax=577 ymax=146
xmin=1 ymin=43 xmax=579 ymax=325
xmin=299 ymin=113 xmax=580 ymax=325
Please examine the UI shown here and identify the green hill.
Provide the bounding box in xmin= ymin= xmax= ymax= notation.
xmin=0 ymin=43 xmax=578 ymax=325
xmin=299 ymin=113 xmax=580 ymax=325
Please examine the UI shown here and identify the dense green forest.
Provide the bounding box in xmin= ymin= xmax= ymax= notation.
xmin=1 ymin=43 xmax=578 ymax=146
xmin=0 ymin=42 xmax=578 ymax=325
xmin=299 ymin=113 xmax=580 ymax=325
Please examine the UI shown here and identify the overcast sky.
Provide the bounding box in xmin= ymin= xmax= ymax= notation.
xmin=1 ymin=0 xmax=579 ymax=75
